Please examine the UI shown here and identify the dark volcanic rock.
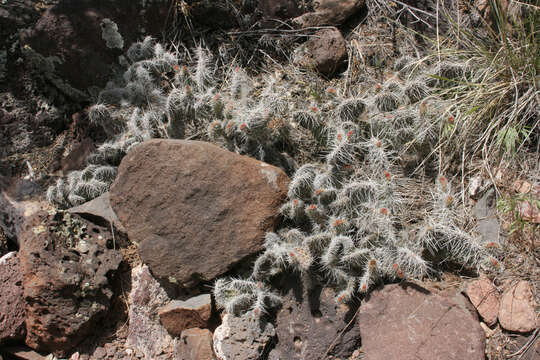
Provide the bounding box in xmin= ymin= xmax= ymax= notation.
xmin=0 ymin=252 xmax=26 ymax=344
xmin=259 ymin=0 xmax=305 ymax=25
xmin=0 ymin=0 xmax=40 ymax=43
xmin=188 ymin=1 xmax=238 ymax=29
xmin=19 ymin=210 xmax=122 ymax=357
xmin=292 ymin=0 xmax=365 ymax=27
xmin=295 ymin=27 xmax=348 ymax=77
xmin=68 ymin=192 xmax=125 ymax=233
xmin=19 ymin=0 xmax=170 ymax=91
xmin=110 ymin=139 xmax=289 ymax=288
xmin=0 ymin=93 xmax=65 ymax=159
xmin=359 ymin=283 xmax=486 ymax=360
xmin=0 ymin=227 xmax=8 ymax=257
xmin=268 ymin=275 xmax=361 ymax=360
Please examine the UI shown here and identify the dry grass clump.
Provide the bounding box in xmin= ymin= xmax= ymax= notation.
xmin=426 ymin=1 xmax=539 ymax=167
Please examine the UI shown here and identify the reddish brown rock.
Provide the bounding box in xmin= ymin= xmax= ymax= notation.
xmin=359 ymin=283 xmax=485 ymax=360
xmin=295 ymin=27 xmax=348 ymax=77
xmin=464 ymin=276 xmax=500 ymax=326
xmin=19 ymin=210 xmax=122 ymax=357
xmin=110 ymin=139 xmax=289 ymax=288
xmin=159 ymin=294 xmax=212 ymax=337
xmin=1 ymin=346 xmax=47 ymax=360
xmin=498 ymin=281 xmax=537 ymax=333
xmin=292 ymin=0 xmax=365 ymax=27
xmin=0 ymin=252 xmax=26 ymax=344
xmin=518 ymin=200 xmax=540 ymax=223
xmin=177 ymin=328 xmax=216 ymax=360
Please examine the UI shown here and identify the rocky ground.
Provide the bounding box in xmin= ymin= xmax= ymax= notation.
xmin=1 ymin=0 xmax=539 ymax=359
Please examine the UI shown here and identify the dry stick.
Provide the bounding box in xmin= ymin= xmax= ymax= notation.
xmin=110 ymin=221 xmax=116 ymax=250
xmin=505 ymin=327 xmax=540 ymax=359
xmin=227 ymin=25 xmax=334 ymax=36
xmin=393 ymin=0 xmax=436 ymax=18
xmin=323 ymin=305 xmax=362 ymax=359
xmin=436 ymin=0 xmax=441 ymax=64
xmin=461 ymin=142 xmax=466 ymax=212
xmin=396 ymin=5 xmax=433 ymax=29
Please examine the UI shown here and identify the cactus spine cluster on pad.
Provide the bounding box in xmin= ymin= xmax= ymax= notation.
xmin=213 ymin=56 xmax=501 ymax=319
xmin=43 ymin=35 xmax=502 ymax=320
xmin=47 ymin=38 xmax=297 ymax=208
xmin=48 ymin=36 xmax=181 ymax=208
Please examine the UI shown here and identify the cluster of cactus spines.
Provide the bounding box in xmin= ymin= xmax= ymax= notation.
xmin=414 ymin=175 xmax=501 ymax=270
xmin=201 ymin=67 xmax=296 ymax=169
xmin=100 ymin=18 xmax=124 ymax=50
xmin=42 ymin=36 xmax=500 ymax=314
xmin=404 ymin=80 xmax=430 ymax=104
xmin=213 ymin=278 xmax=281 ymax=317
xmin=48 ymin=37 xmax=182 ymax=208
xmin=293 ymin=106 xmax=327 ymax=144
xmin=165 ymin=87 xmax=190 ymax=139
xmin=88 ymin=103 xmax=124 ymax=137
xmin=336 ymin=98 xmax=367 ymax=123
xmin=374 ymin=85 xmax=401 ymax=112
xmin=435 ymin=61 xmax=466 ymax=82
xmin=126 ymin=36 xmax=155 ymax=63
xmin=393 ymin=55 xmax=414 ymax=75
xmin=193 ymin=46 xmax=214 ymax=91
xmin=50 ymin=36 xmax=311 ymax=209
xmin=212 ymin=54 xmax=502 ymax=314
xmin=46 ymin=164 xmax=117 ymax=207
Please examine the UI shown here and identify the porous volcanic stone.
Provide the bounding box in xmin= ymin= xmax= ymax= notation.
xmin=19 ymin=210 xmax=122 ymax=357
xmin=159 ymin=294 xmax=212 ymax=337
xmin=295 ymin=27 xmax=348 ymax=77
xmin=268 ymin=275 xmax=361 ymax=360
xmin=110 ymin=139 xmax=289 ymax=288
xmin=464 ymin=276 xmax=500 ymax=326
xmin=359 ymin=283 xmax=485 ymax=360
xmin=0 ymin=252 xmax=25 ymax=344
xmin=498 ymin=281 xmax=537 ymax=333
